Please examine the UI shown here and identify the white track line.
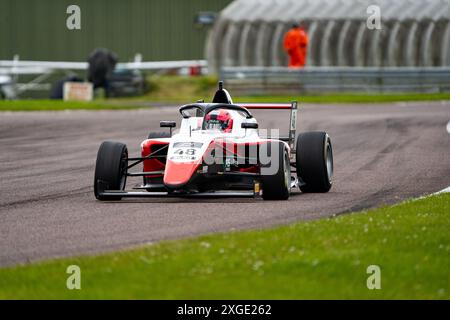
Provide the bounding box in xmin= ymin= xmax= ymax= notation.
xmin=434 ymin=186 xmax=450 ymax=195
xmin=411 ymin=186 xmax=450 ymax=202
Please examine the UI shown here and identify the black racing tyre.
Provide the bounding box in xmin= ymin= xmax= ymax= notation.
xmin=147 ymin=132 xmax=171 ymax=139
xmin=296 ymin=131 xmax=333 ymax=193
xmin=260 ymin=142 xmax=291 ymax=200
xmin=94 ymin=141 xmax=128 ymax=201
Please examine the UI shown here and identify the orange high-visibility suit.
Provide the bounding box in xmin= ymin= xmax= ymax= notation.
xmin=283 ymin=27 xmax=308 ymax=67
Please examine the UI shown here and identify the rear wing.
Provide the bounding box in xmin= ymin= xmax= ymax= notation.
xmin=238 ymin=102 xmax=298 ymax=153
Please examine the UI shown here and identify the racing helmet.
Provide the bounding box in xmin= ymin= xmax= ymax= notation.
xmin=204 ymin=109 xmax=234 ymax=133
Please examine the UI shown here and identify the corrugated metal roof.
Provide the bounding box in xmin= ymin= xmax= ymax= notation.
xmin=207 ymin=0 xmax=450 ymax=71
xmin=219 ymin=0 xmax=450 ymax=21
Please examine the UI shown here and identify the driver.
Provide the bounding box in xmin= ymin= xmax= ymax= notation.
xmin=204 ymin=109 xmax=234 ymax=133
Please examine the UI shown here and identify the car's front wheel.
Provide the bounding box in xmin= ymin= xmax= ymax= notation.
xmin=260 ymin=142 xmax=291 ymax=200
xmin=94 ymin=141 xmax=128 ymax=201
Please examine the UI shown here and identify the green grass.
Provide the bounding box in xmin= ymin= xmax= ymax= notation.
xmin=0 ymin=100 xmax=145 ymax=111
xmin=2 ymin=76 xmax=449 ymax=111
xmin=143 ymin=74 xmax=219 ymax=103
xmin=1 ymin=193 xmax=449 ymax=300
xmin=141 ymin=75 xmax=450 ymax=104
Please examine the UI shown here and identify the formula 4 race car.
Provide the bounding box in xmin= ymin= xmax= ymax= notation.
xmin=94 ymin=82 xmax=333 ymax=201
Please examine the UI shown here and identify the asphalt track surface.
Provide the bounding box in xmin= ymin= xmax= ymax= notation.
xmin=1 ymin=102 xmax=449 ymax=266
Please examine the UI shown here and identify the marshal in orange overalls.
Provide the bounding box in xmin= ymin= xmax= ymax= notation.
xmin=283 ymin=25 xmax=309 ymax=68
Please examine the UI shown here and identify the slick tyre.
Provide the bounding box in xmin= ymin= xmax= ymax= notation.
xmin=261 ymin=142 xmax=291 ymax=200
xmin=94 ymin=141 xmax=128 ymax=201
xmin=296 ymin=132 xmax=333 ymax=193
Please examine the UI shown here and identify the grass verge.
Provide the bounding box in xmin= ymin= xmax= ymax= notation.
xmin=143 ymin=75 xmax=450 ymax=104
xmin=0 ymin=193 xmax=449 ymax=299
xmin=2 ymin=76 xmax=450 ymax=111
xmin=0 ymin=100 xmax=145 ymax=112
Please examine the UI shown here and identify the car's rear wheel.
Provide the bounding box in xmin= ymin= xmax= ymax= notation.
xmin=296 ymin=131 xmax=333 ymax=193
xmin=94 ymin=141 xmax=128 ymax=201
xmin=260 ymin=142 xmax=291 ymax=200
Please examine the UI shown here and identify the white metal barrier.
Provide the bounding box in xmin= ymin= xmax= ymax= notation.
xmin=221 ymin=66 xmax=450 ymax=94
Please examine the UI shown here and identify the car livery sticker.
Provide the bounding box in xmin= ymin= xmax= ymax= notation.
xmin=169 ymin=142 xmax=204 ymax=162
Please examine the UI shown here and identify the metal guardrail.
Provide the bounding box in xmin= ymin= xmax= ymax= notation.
xmin=0 ymin=59 xmax=208 ymax=99
xmin=0 ymin=59 xmax=207 ymax=71
xmin=221 ymin=67 xmax=450 ymax=94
